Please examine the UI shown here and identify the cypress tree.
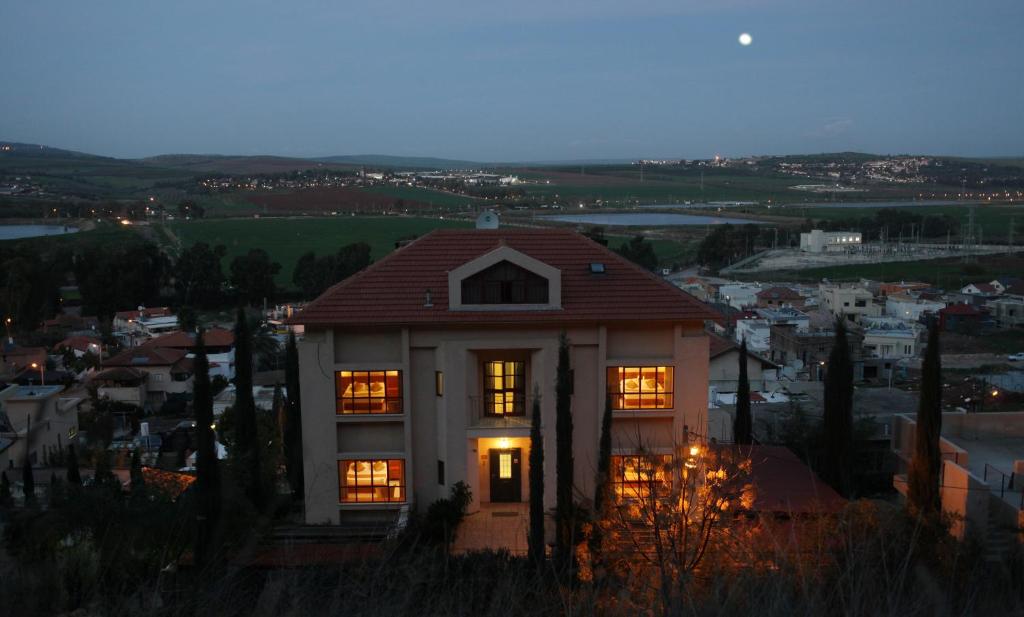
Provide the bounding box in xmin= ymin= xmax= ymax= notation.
xmin=734 ymin=339 xmax=753 ymax=445
xmin=0 ymin=471 xmax=12 ymax=508
xmin=528 ymin=395 xmax=545 ymax=564
xmin=284 ymin=331 xmax=304 ymax=500
xmin=821 ymin=318 xmax=854 ymax=497
xmin=93 ymin=447 xmax=114 ymax=487
xmin=22 ymin=453 xmax=36 ymax=507
xmin=194 ymin=327 xmax=223 ymax=569
xmin=555 ymin=332 xmax=574 ymax=570
xmin=66 ymin=444 xmax=82 ymax=486
xmin=593 ymin=395 xmax=613 ymax=515
xmin=130 ymin=448 xmax=144 ymax=492
xmin=908 ymin=323 xmax=943 ymax=517
xmin=233 ymin=307 xmax=264 ymax=509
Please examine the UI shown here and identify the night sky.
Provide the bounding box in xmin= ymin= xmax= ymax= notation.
xmin=2 ymin=0 xmax=1021 ymax=160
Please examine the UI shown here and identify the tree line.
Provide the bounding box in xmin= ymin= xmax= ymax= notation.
xmin=0 ymin=237 xmax=375 ymax=332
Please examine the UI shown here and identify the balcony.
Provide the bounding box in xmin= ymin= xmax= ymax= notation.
xmin=466 ymin=395 xmax=535 ymax=430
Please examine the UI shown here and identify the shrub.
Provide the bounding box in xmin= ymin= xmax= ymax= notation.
xmin=417 ymin=481 xmax=472 ymax=546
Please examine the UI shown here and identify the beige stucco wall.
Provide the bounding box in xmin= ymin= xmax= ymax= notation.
xmin=300 ymin=322 xmax=709 ymax=524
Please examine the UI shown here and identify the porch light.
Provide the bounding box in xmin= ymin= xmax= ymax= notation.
xmin=689 ymin=445 xmax=700 ymax=457
xmin=498 ymin=437 xmax=510 ymax=449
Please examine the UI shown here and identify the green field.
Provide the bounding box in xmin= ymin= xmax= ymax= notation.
xmin=363 ymin=185 xmax=482 ymax=208
xmin=166 ymin=216 xmax=473 ymax=287
xmin=751 ymin=252 xmax=1024 ymax=290
xmin=163 ymin=215 xmax=696 ymax=288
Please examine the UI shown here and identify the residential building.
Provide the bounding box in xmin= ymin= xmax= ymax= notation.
xmin=707 ymin=333 xmax=779 ymax=410
xmin=862 ymin=326 xmax=918 ymax=359
xmin=990 ymin=298 xmax=1024 ymax=329
xmin=877 ymin=281 xmax=931 ymax=297
xmin=0 ymin=385 xmax=82 ymax=471
xmin=988 ymin=278 xmax=1024 ymax=295
xmin=819 ymin=284 xmax=882 ymax=323
xmin=769 ymin=325 xmax=862 ymax=380
xmin=735 ymin=318 xmax=771 ymax=353
xmin=102 ymin=346 xmax=193 ymax=407
xmin=799 ymin=229 xmax=862 ymax=253
xmin=885 ymin=293 xmax=945 ymax=322
xmin=113 ymin=306 xmax=178 ymax=345
xmin=52 ymin=335 xmax=102 ymax=358
xmin=143 ymin=328 xmax=235 ymax=379
xmin=961 ymin=282 xmax=998 ymax=296
xmin=938 ymin=303 xmax=990 ymax=333
xmin=290 ymin=228 xmax=718 ymax=526
xmin=0 ymin=344 xmax=46 ymax=381
xmin=755 ymin=307 xmax=810 ymax=333
xmin=91 ymin=367 xmax=148 ymax=406
xmin=718 ymin=283 xmax=761 ymax=309
xmin=755 ymin=286 xmax=805 ymax=309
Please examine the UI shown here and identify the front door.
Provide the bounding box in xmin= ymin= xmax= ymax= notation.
xmin=489 ymin=448 xmax=522 ymax=502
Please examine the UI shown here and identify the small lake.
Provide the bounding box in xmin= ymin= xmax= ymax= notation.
xmin=543 ymin=213 xmax=758 ymax=226
xmin=0 ymin=224 xmax=80 ymax=240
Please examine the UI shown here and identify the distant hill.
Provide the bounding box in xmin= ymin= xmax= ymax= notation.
xmin=0 ymin=141 xmax=115 ymax=162
xmin=315 ymin=154 xmax=487 ymax=170
xmin=139 ymin=154 xmax=357 ymax=175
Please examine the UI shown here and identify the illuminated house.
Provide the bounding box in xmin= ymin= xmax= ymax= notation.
xmin=291 ymin=228 xmax=718 ymax=525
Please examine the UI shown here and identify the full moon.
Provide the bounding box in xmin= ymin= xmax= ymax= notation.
xmin=738 ymin=33 xmax=753 ymax=46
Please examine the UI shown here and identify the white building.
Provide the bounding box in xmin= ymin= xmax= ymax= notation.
xmin=820 ymin=284 xmax=881 ymax=323
xmin=718 ymin=283 xmax=762 ymax=309
xmin=735 ymin=319 xmax=772 ymax=354
xmin=862 ymin=327 xmax=918 ymax=359
xmin=884 ymin=294 xmax=946 ymax=322
xmin=755 ymin=307 xmax=810 ymax=333
xmin=800 ymin=229 xmax=862 ymax=253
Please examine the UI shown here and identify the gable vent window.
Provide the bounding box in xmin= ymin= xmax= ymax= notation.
xmin=461 ymin=261 xmax=549 ymax=305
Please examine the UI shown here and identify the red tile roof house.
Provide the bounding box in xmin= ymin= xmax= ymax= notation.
xmin=938 ymin=303 xmax=990 ymax=333
xmin=141 ymin=328 xmax=236 ymax=379
xmin=102 ymin=346 xmax=193 ymax=408
xmin=52 ymin=335 xmax=102 ymax=358
xmin=289 ymin=227 xmax=837 ymax=546
xmin=755 ymin=286 xmax=805 ymax=310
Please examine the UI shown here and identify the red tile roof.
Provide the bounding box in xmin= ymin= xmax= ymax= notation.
xmin=292 ymin=229 xmax=721 ymax=327
xmin=52 ymin=335 xmax=101 ymax=354
xmin=114 ymin=307 xmax=172 ymax=321
xmin=966 ymin=283 xmax=997 ymax=294
xmin=708 ymin=332 xmax=737 ymax=359
xmin=756 ymin=286 xmax=801 ymax=300
xmin=940 ymin=303 xmax=982 ymax=316
xmin=744 ymin=446 xmax=845 ymax=514
xmin=106 ymin=346 xmax=188 ymax=368
xmin=141 ymin=328 xmax=234 ymax=350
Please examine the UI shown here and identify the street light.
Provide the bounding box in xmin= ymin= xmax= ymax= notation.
xmin=30 ymin=361 xmax=44 ymax=386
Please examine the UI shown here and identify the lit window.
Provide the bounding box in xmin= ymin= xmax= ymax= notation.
xmin=484 ymin=361 xmax=525 ymax=416
xmin=607 ymin=366 xmax=674 ymax=410
xmin=611 ymin=455 xmax=672 ymax=499
xmin=499 ymin=452 xmax=513 ymax=479
xmin=338 ymin=459 xmax=405 ymax=503
xmin=335 ymin=370 xmax=402 ymax=414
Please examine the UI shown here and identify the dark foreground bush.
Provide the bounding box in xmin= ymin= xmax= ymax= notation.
xmin=1 ymin=498 xmax=1021 ymax=616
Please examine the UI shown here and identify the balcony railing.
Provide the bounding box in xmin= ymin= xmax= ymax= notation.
xmin=466 ymin=395 xmax=536 ymax=429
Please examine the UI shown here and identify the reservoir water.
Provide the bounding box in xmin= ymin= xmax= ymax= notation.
xmin=0 ymin=224 xmax=80 ymax=240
